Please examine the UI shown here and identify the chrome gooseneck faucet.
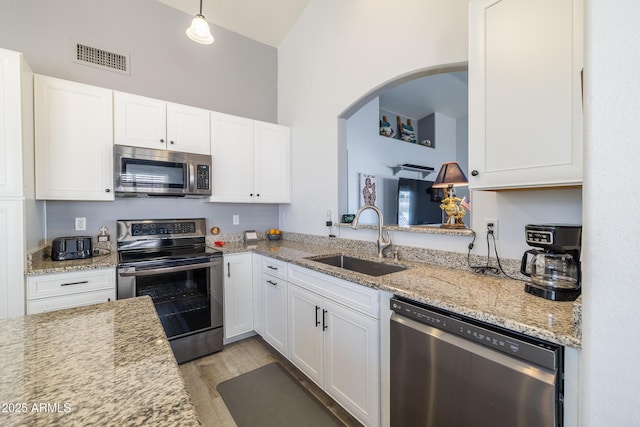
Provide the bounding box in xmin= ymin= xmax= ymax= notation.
xmin=351 ymin=205 xmax=392 ymax=258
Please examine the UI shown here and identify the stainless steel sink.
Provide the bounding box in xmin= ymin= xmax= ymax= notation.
xmin=308 ymin=254 xmax=407 ymax=276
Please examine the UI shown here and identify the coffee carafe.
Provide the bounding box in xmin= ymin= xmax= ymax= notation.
xmin=520 ymin=224 xmax=582 ymax=301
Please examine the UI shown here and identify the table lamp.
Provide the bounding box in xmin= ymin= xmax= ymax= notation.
xmin=432 ymin=162 xmax=469 ymax=228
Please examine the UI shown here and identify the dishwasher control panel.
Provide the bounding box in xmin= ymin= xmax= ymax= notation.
xmin=391 ymin=297 xmax=559 ymax=371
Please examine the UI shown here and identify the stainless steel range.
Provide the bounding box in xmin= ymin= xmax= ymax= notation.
xmin=116 ymin=218 xmax=223 ymax=363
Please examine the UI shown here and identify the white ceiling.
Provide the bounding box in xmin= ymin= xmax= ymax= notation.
xmin=379 ymin=71 xmax=468 ymax=120
xmin=156 ymin=0 xmax=311 ymax=48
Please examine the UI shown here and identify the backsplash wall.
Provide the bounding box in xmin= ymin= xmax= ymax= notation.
xmin=45 ymin=199 xmax=279 ymax=242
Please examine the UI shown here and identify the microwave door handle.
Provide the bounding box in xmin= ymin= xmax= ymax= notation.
xmin=119 ymin=261 xmax=216 ymax=277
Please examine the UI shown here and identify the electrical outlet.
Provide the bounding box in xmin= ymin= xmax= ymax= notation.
xmin=485 ymin=218 xmax=498 ymax=239
xmin=232 ymin=214 xmax=239 ymax=225
xmin=75 ymin=217 xmax=87 ymax=231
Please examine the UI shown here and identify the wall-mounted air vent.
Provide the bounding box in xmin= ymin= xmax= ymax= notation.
xmin=74 ymin=43 xmax=130 ymax=75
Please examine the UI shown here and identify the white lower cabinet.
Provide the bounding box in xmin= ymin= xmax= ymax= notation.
xmin=288 ymin=265 xmax=380 ymax=427
xmin=262 ymin=269 xmax=288 ymax=357
xmin=223 ymin=253 xmax=254 ymax=341
xmin=26 ymin=268 xmax=115 ymax=314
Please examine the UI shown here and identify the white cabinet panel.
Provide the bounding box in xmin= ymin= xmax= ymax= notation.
xmin=26 ymin=268 xmax=116 ymax=315
xmin=114 ymin=91 xmax=166 ymax=150
xmin=223 ymin=253 xmax=254 ymax=340
xmin=288 ymin=284 xmax=324 ymax=387
xmin=263 ymin=271 xmax=288 ymax=357
xmin=0 ymin=49 xmax=25 ymax=197
xmin=114 ymin=92 xmax=210 ymax=155
xmin=34 ymin=75 xmax=114 ymax=200
xmin=210 ymin=112 xmax=291 ymax=203
xmin=0 ymin=200 xmax=25 ymax=319
xmin=468 ymin=0 xmax=583 ymax=189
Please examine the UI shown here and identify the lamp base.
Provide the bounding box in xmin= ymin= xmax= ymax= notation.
xmin=440 ymin=223 xmax=467 ymax=229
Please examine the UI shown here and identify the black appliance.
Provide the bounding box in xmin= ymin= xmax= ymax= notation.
xmin=116 ymin=218 xmax=223 ymax=363
xmin=113 ymin=145 xmax=212 ymax=198
xmin=51 ymin=236 xmax=93 ymax=261
xmin=521 ymin=223 xmax=582 ymax=301
xmin=390 ymin=296 xmax=564 ymax=427
xmin=396 ymin=178 xmax=443 ymax=226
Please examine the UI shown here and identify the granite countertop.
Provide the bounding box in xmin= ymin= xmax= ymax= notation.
xmin=219 ymin=239 xmax=582 ymax=349
xmin=0 ymin=297 xmax=200 ymax=427
xmin=25 ymin=236 xmax=582 ymax=349
xmin=26 ymin=245 xmax=118 ymax=276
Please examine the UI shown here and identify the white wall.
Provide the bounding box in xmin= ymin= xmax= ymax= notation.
xmin=278 ymin=0 xmax=469 ymax=239
xmin=581 ymin=0 xmax=640 ymax=424
xmin=278 ymin=0 xmax=580 ymax=261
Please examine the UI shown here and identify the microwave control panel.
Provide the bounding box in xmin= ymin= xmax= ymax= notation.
xmin=196 ymin=164 xmax=210 ymax=190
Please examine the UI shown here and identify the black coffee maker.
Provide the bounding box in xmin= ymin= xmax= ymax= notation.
xmin=520 ymin=224 xmax=582 ymax=301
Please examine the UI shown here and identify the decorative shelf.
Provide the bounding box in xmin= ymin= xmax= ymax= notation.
xmin=391 ymin=163 xmax=435 ymax=179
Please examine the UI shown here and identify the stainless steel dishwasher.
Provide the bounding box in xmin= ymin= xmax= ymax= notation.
xmin=390 ymin=296 xmax=564 ymax=427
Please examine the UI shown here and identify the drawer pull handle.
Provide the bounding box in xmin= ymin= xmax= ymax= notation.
xmin=60 ymin=280 xmax=89 ymax=287
xmin=267 ymin=280 xmax=277 ymax=286
xmin=322 ymin=309 xmax=328 ymax=331
xmin=267 ymin=265 xmax=278 ymax=270
xmin=228 ymin=262 xmax=231 ymax=278
xmin=315 ymin=305 xmax=320 ymax=327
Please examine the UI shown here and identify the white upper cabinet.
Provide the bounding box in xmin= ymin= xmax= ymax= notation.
xmin=210 ymin=112 xmax=291 ymax=203
xmin=0 ymin=49 xmax=26 ymax=197
xmin=34 ymin=75 xmax=114 ymax=201
xmin=468 ymin=0 xmax=583 ymax=190
xmin=114 ymin=92 xmax=210 ymax=155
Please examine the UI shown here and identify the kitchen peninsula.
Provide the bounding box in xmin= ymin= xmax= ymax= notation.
xmin=0 ymin=297 xmax=200 ymax=427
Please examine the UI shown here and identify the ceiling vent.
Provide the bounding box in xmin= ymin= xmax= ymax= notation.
xmin=74 ymin=43 xmax=129 ymax=75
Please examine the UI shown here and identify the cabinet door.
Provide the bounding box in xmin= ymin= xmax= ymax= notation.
xmin=324 ymin=300 xmax=380 ymax=427
xmin=223 ymin=253 xmax=254 ymax=340
xmin=0 ymin=49 xmax=24 ymax=197
xmin=468 ymin=0 xmax=583 ymax=190
xmin=34 ymin=75 xmax=114 ymax=200
xmin=209 ymin=112 xmax=254 ymax=202
xmin=114 ymin=91 xmax=167 ymax=150
xmin=288 ymin=284 xmax=324 ymax=387
xmin=167 ymin=102 xmax=210 ymax=155
xmin=263 ymin=272 xmax=288 ymax=357
xmin=0 ymin=200 xmax=25 ymax=319
xmin=254 ymin=121 xmax=291 ymax=203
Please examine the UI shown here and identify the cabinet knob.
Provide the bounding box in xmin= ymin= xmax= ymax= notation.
xmin=471 ymin=170 xmax=479 ymax=176
xmin=250 ymin=193 xmax=253 ymax=197
xmin=170 ymin=140 xmax=175 ymax=144
xmin=105 ymin=188 xmax=111 ymax=193
xmin=256 ymin=193 xmax=260 ymax=197
xmin=160 ymin=139 xmax=165 ymax=143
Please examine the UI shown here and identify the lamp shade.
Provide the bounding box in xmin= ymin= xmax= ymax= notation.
xmin=432 ymin=162 xmax=469 ymax=188
xmin=186 ymin=14 xmax=214 ymax=44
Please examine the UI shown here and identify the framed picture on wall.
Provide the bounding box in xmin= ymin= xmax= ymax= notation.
xmin=359 ymin=173 xmax=377 ymax=207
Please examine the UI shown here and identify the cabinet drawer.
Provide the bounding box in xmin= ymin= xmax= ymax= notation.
xmin=288 ymin=264 xmax=379 ymax=318
xmin=262 ymin=257 xmax=288 ymax=280
xmin=27 ymin=269 xmax=116 ymax=300
xmin=27 ymin=289 xmax=115 ymax=314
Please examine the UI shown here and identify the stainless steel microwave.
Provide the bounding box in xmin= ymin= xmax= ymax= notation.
xmin=114 ymin=145 xmax=211 ymax=197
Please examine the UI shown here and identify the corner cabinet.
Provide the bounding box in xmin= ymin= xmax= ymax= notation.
xmin=113 ymin=91 xmax=210 ymax=155
xmin=209 ymin=112 xmax=291 ymax=203
xmin=34 ymin=75 xmax=114 ymax=200
xmin=468 ymin=0 xmax=583 ymax=190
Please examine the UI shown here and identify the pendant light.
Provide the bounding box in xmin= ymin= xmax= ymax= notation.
xmin=186 ymin=0 xmax=214 ymax=45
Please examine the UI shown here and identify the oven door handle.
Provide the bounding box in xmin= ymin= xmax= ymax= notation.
xmin=118 ymin=261 xmax=217 ymax=277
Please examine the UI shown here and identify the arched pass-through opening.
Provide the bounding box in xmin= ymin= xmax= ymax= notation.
xmin=337 ymin=62 xmax=469 ymax=228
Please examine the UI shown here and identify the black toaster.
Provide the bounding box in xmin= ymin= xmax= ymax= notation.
xmin=51 ymin=236 xmax=93 ymax=261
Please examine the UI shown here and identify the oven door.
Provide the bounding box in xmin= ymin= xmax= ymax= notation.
xmin=117 ymin=258 xmax=223 ymax=339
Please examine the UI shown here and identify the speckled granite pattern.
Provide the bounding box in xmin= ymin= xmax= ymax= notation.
xmin=26 ymin=242 xmax=117 ymax=276
xmin=216 ymin=239 xmax=582 ymax=349
xmin=0 ymin=297 xmax=200 ymax=427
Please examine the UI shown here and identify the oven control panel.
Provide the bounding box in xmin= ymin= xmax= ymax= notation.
xmin=131 ymin=221 xmax=197 ymax=236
